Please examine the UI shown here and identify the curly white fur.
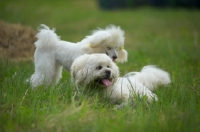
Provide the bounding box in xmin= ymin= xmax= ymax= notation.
xmin=30 ymin=24 xmax=128 ymax=87
xmin=71 ymin=54 xmax=171 ymax=106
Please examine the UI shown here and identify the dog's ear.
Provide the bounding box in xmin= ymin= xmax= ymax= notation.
xmin=71 ymin=55 xmax=92 ymax=85
xmin=71 ymin=65 xmax=88 ymax=86
xmin=89 ymin=31 xmax=110 ymax=48
xmin=116 ymin=48 xmax=128 ymax=63
xmin=82 ymin=31 xmax=109 ymax=53
xmin=82 ymin=45 xmax=102 ymax=54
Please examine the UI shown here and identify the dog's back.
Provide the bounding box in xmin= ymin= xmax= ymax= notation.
xmin=124 ymin=65 xmax=171 ymax=91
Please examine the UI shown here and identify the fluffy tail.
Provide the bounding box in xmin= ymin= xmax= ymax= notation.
xmin=34 ymin=24 xmax=60 ymax=49
xmin=125 ymin=65 xmax=171 ymax=91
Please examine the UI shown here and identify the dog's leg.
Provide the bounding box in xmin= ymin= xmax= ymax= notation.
xmin=30 ymin=73 xmax=46 ymax=88
xmin=30 ymin=58 xmax=56 ymax=88
xmin=52 ymin=64 xmax=63 ymax=84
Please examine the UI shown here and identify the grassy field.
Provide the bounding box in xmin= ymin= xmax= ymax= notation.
xmin=1 ymin=0 xmax=200 ymax=131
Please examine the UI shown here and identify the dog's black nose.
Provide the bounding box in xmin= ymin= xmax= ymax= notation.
xmin=112 ymin=56 xmax=117 ymax=60
xmin=105 ymin=70 xmax=111 ymax=76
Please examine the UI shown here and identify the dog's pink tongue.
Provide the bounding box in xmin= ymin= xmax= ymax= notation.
xmin=101 ymin=79 xmax=112 ymax=87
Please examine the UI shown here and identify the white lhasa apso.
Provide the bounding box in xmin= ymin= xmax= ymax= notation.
xmin=30 ymin=24 xmax=127 ymax=87
xmin=71 ymin=54 xmax=171 ymax=106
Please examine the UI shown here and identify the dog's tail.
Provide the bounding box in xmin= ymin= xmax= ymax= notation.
xmin=125 ymin=65 xmax=171 ymax=91
xmin=34 ymin=24 xmax=60 ymax=49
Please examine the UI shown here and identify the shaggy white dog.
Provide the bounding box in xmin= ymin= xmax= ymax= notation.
xmin=71 ymin=54 xmax=171 ymax=106
xmin=30 ymin=24 xmax=127 ymax=87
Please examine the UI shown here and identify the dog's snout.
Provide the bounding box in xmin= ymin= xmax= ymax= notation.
xmin=105 ymin=70 xmax=111 ymax=76
xmin=112 ymin=56 xmax=117 ymax=60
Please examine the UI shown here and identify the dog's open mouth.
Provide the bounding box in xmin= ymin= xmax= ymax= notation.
xmin=101 ymin=79 xmax=112 ymax=87
xmin=95 ymin=78 xmax=112 ymax=87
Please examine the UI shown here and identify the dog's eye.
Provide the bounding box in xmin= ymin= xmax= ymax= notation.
xmin=96 ymin=66 xmax=102 ymax=70
xmin=107 ymin=47 xmax=111 ymax=50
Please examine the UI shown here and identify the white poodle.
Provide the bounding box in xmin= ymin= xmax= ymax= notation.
xmin=71 ymin=54 xmax=171 ymax=106
xmin=30 ymin=24 xmax=128 ymax=87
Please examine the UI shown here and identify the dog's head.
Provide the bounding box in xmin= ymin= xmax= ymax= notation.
xmin=71 ymin=54 xmax=119 ymax=88
xmin=82 ymin=25 xmax=128 ymax=63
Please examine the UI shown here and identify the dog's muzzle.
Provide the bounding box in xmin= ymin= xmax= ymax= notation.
xmin=106 ymin=52 xmax=117 ymax=62
xmin=95 ymin=70 xmax=112 ymax=87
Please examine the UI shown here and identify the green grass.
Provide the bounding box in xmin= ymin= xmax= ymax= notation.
xmin=1 ymin=0 xmax=200 ymax=131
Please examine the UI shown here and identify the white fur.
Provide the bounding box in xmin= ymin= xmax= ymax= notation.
xmin=71 ymin=54 xmax=171 ymax=106
xmin=30 ymin=24 xmax=128 ymax=87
